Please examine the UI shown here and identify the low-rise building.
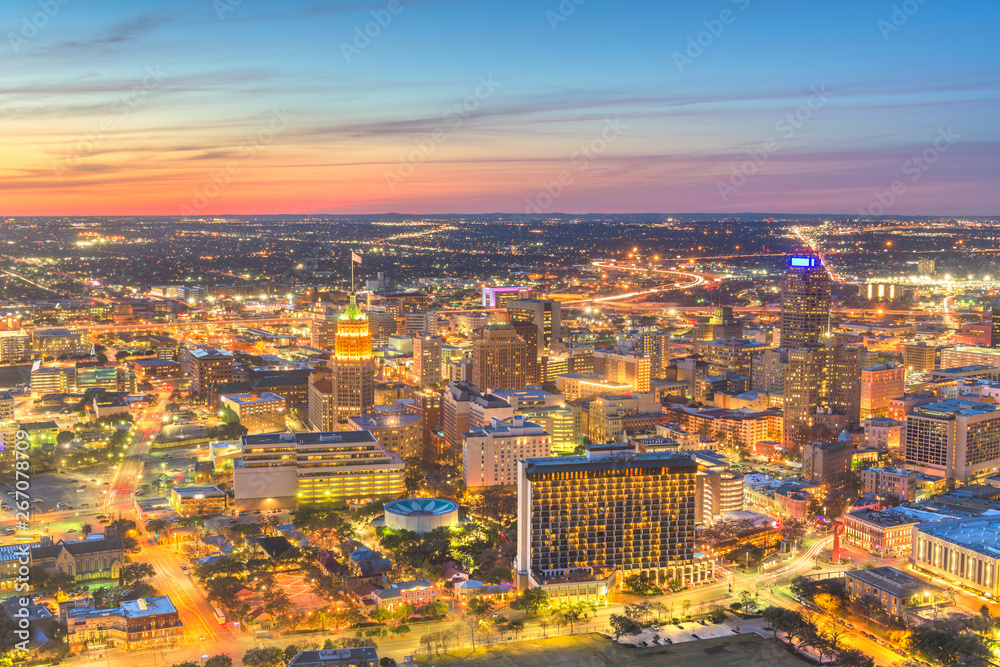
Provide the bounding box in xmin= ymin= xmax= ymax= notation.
xmin=170 ymin=486 xmax=228 ymax=516
xmin=372 ymin=578 xmax=437 ymax=611
xmin=845 ymin=567 xmax=943 ymax=618
xmin=861 ymin=467 xmax=917 ymax=502
xmin=912 ymin=518 xmax=1000 ymax=597
xmin=843 ymin=507 xmax=950 ymax=556
xmin=30 ymin=535 xmax=124 ymax=582
xmin=220 ymin=392 xmax=286 ymax=434
xmin=286 ymin=648 xmax=379 ymax=667
xmin=347 ymin=411 xmax=423 ymax=460
xmin=65 ymin=596 xmax=183 ymax=653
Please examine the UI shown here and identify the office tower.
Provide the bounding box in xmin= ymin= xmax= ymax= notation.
xmin=904 ymin=398 xmax=1000 ymax=483
xmin=367 ymin=309 xmax=397 ymax=347
xmin=711 ymin=306 xmax=743 ymax=339
xmin=593 ymin=350 xmax=651 ymax=392
xmin=783 ymin=346 xmax=839 ymax=450
xmin=587 ymin=392 xmax=664 ymax=443
xmin=482 ymin=285 xmax=535 ymax=308
xmin=463 ymin=416 xmax=552 ymax=488
xmin=442 ymin=381 xmax=514 ymax=451
xmin=310 ymin=308 xmax=339 ymax=349
xmin=327 ymin=295 xmax=376 ymax=424
xmin=829 ymin=345 xmax=863 ymax=424
xmin=189 ymin=348 xmax=234 ymax=400
xmin=401 ymin=391 xmax=442 ymax=452
xmin=698 ymin=338 xmax=768 ymax=378
xmin=0 ymin=330 xmax=30 ymax=361
xmin=751 ymin=348 xmax=788 ymax=394
xmin=902 ymin=343 xmax=936 ymax=372
xmin=233 ymin=431 xmax=405 ymax=508
xmin=507 ymin=299 xmax=561 ymax=360
xmin=634 ymin=332 xmax=671 ymax=378
xmin=404 ymin=311 xmax=437 ymax=337
xmin=413 ymin=333 xmax=443 ymax=389
xmin=802 ymin=432 xmax=853 ymax=490
xmin=307 ymin=371 xmax=335 ymax=431
xmin=780 ymin=255 xmax=831 ymax=348
xmin=860 ymin=362 xmax=906 ymax=420
xmin=515 ymin=447 xmax=711 ymax=591
xmin=917 ymin=258 xmax=936 ymax=275
xmin=470 ymin=324 xmax=534 ymax=391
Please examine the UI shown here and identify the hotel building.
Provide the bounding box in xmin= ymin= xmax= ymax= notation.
xmin=904 ymin=398 xmax=1000 ymax=483
xmin=515 ymin=447 xmax=712 ymax=596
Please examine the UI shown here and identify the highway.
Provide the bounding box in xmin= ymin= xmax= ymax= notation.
xmin=562 ymin=261 xmax=715 ymax=306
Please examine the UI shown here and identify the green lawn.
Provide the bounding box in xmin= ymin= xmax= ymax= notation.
xmin=414 ymin=632 xmax=811 ymax=667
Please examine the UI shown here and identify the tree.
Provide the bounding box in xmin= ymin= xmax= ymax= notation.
xmin=241 ymin=647 xmax=285 ymax=667
xmin=467 ymin=487 xmax=517 ymax=531
xmin=739 ymin=590 xmax=759 ymax=615
xmin=609 ymin=613 xmax=643 ymax=642
xmin=623 ymin=572 xmax=661 ymax=595
xmin=509 ymin=587 xmax=549 ymax=615
xmin=835 ymin=649 xmax=874 ymax=667
xmin=813 ymin=592 xmax=842 ymax=616
xmin=379 ymin=659 xmax=397 ymax=667
xmin=204 ymin=655 xmax=233 ymax=667
xmin=81 ymin=522 xmax=93 ymax=536
xmin=57 ymin=430 xmax=74 ymax=445
xmin=120 ymin=562 xmax=156 ymax=586
xmin=393 ymin=624 xmax=410 ymax=637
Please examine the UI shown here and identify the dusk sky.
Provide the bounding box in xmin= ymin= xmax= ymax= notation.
xmin=2 ymin=0 xmax=997 ymax=216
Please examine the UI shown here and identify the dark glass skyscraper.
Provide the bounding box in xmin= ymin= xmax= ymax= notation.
xmin=780 ymin=255 xmax=832 ymax=348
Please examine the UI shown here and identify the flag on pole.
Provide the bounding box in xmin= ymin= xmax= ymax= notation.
xmin=351 ymin=251 xmax=362 ymax=264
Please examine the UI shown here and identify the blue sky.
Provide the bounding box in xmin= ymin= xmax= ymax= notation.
xmin=1 ymin=0 xmax=997 ymax=215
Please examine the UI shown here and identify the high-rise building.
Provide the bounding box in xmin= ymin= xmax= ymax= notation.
xmin=463 ymin=415 xmax=552 ymax=488
xmin=917 ymin=258 xmax=936 ymax=275
xmin=783 ymin=346 xmax=832 ymax=449
xmin=904 ymin=398 xmax=1000 ymax=483
xmin=779 ymin=255 xmax=831 ymax=348
xmin=515 ymin=447 xmax=712 ymax=592
xmin=367 ymin=308 xmax=397 ymax=347
xmin=991 ymin=304 xmax=1000 ymax=350
xmin=710 ymin=306 xmax=743 ymax=340
xmin=860 ymin=362 xmax=906 ymax=420
xmin=593 ymin=350 xmax=651 ymax=392
xmin=751 ymin=348 xmax=788 ymax=394
xmin=442 ymin=381 xmax=514 ymax=451
xmin=507 ymin=299 xmax=561 ymax=360
xmin=470 ymin=325 xmax=534 ymax=391
xmin=698 ymin=338 xmax=768 ymax=378
xmin=802 ymin=432 xmax=853 ymax=490
xmin=413 ymin=333 xmax=443 ymax=389
xmin=347 ymin=410 xmax=423 ymax=460
xmin=327 ymin=295 xmax=375 ymax=424
xmin=189 ymin=348 xmax=234 ymax=401
xmin=404 ymin=311 xmax=437 ymax=337
xmin=902 ymin=343 xmax=936 ymax=372
xmin=829 ymin=345 xmax=864 ymax=424
xmin=310 ymin=309 xmax=339 ymax=350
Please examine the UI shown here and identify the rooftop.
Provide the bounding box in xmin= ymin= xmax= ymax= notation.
xmin=172 ymin=486 xmax=225 ymax=498
xmin=847 ymin=566 xmax=932 ymax=599
xmin=286 ymin=648 xmax=379 ymax=666
xmin=912 ymin=398 xmax=1000 ymax=418
xmin=241 ymin=430 xmax=378 ymax=447
xmin=917 ymin=518 xmax=1000 ymax=558
xmin=522 ymin=449 xmax=696 ymax=475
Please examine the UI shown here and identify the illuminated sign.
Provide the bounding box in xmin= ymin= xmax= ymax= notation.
xmin=789 ymin=256 xmax=817 ymax=268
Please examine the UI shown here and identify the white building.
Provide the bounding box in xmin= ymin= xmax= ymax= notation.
xmin=462 ymin=416 xmax=551 ymax=488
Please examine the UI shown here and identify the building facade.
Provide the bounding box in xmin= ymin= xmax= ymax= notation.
xmin=463 ymin=416 xmax=552 ymax=488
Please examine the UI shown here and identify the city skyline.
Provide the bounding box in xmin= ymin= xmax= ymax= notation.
xmin=1 ymin=0 xmax=997 ymax=216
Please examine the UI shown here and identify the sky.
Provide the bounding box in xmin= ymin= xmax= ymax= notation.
xmin=0 ymin=0 xmax=997 ymax=216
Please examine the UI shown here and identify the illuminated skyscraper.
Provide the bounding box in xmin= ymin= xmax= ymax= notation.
xmin=329 ymin=295 xmax=375 ymax=423
xmin=507 ymin=299 xmax=561 ymax=360
xmin=780 ymin=255 xmax=831 ymax=348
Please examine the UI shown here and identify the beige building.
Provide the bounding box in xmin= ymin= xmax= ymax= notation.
xmin=587 ymin=392 xmax=662 ymax=443
xmin=412 ymin=333 xmax=443 ymax=389
xmin=463 ymin=416 xmax=551 ymax=488
xmin=940 ymin=346 xmax=1000 ymax=370
xmin=347 ymin=411 xmax=423 ymax=460
xmin=470 ymin=324 xmax=536 ymax=390
xmin=904 ymin=398 xmax=1000 ymax=483
xmin=861 ymin=467 xmax=917 ymax=502
xmin=593 ymin=350 xmax=651 ymax=392
xmin=902 ymin=343 xmax=936 ymax=372
xmin=860 ymin=362 xmax=905 ymax=420
xmin=442 ymin=381 xmax=514 ymax=451
xmin=555 ymin=373 xmax=632 ymax=400
xmin=912 ymin=518 xmax=1000 ymax=598
xmin=221 ymin=391 xmax=286 ymax=434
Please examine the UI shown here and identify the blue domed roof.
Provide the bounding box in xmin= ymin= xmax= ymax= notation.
xmin=385 ymin=497 xmax=458 ymax=516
